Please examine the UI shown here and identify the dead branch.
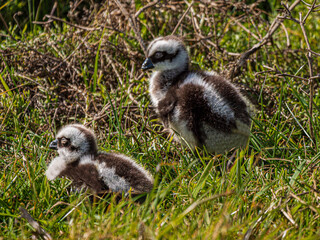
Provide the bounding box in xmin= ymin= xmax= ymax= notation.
xmin=0 ymin=12 xmax=16 ymax=41
xmin=280 ymin=23 xmax=290 ymax=47
xmin=299 ymin=0 xmax=317 ymax=144
xmin=52 ymin=31 xmax=91 ymax=71
xmin=289 ymin=193 xmax=318 ymax=214
xmin=280 ymin=208 xmax=298 ymax=227
xmin=276 ymin=73 xmax=308 ymax=81
xmin=19 ymin=207 xmax=52 ymax=240
xmin=172 ymin=2 xmax=193 ymax=35
xmin=229 ymin=0 xmax=302 ymax=79
xmin=114 ymin=0 xmax=147 ymax=54
xmin=135 ymin=0 xmax=160 ymax=18
xmin=283 ymin=0 xmax=318 ymax=144
xmin=44 ymin=15 xmax=100 ymax=31
xmin=231 ymin=17 xmax=260 ymax=41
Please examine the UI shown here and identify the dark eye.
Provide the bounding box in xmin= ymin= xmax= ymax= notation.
xmin=70 ymin=146 xmax=77 ymax=151
xmin=154 ymin=52 xmax=164 ymax=59
xmin=61 ymin=137 xmax=70 ymax=147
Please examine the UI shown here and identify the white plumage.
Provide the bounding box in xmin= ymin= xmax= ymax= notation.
xmin=46 ymin=124 xmax=154 ymax=194
xmin=142 ymin=35 xmax=253 ymax=153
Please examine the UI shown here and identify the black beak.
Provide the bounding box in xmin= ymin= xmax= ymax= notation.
xmin=49 ymin=139 xmax=58 ymax=150
xmin=141 ymin=58 xmax=154 ymax=70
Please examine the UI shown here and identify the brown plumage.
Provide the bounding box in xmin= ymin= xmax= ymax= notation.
xmin=46 ymin=124 xmax=154 ymax=195
xmin=142 ymin=36 xmax=253 ymax=153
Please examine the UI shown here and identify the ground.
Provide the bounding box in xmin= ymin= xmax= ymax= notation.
xmin=1 ymin=1 xmax=320 ymax=239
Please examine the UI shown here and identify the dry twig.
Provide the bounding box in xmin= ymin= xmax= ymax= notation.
xmin=282 ymin=0 xmax=318 ymax=144
xmin=229 ymin=0 xmax=302 ymax=79
xmin=172 ymin=2 xmax=193 ymax=35
xmin=299 ymin=1 xmax=317 ymax=145
xmin=19 ymin=207 xmax=52 ymax=240
xmin=135 ymin=0 xmax=160 ymax=18
xmin=114 ymin=0 xmax=147 ymax=54
xmin=44 ymin=14 xmax=99 ymax=31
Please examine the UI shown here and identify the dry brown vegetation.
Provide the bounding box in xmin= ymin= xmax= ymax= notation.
xmin=1 ymin=1 xmax=320 ymax=239
xmin=1 ymin=0 xmax=285 ymax=131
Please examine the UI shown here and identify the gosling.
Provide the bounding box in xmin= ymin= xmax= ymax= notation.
xmin=142 ymin=35 xmax=253 ymax=153
xmin=46 ymin=124 xmax=154 ymax=195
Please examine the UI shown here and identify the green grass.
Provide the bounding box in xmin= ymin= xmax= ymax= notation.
xmin=1 ymin=1 xmax=320 ymax=239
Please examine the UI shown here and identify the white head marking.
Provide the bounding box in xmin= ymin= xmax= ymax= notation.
xmin=55 ymin=124 xmax=97 ymax=163
xmin=147 ymin=36 xmax=189 ymax=72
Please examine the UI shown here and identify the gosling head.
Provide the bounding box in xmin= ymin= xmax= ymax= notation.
xmin=49 ymin=124 xmax=97 ymax=163
xmin=142 ymin=35 xmax=189 ymax=72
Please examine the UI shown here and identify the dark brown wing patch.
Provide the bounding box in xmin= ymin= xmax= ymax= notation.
xmin=60 ymin=160 xmax=108 ymax=193
xmin=201 ymin=74 xmax=251 ymax=125
xmin=95 ymin=153 xmax=153 ymax=193
xmin=176 ymin=83 xmax=237 ymax=145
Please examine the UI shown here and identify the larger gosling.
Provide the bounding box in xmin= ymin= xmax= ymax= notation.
xmin=142 ymin=35 xmax=253 ymax=153
xmin=46 ymin=124 xmax=154 ymax=194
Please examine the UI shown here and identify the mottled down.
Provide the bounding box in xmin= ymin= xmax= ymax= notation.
xmin=46 ymin=124 xmax=154 ymax=194
xmin=142 ymin=35 xmax=254 ymax=153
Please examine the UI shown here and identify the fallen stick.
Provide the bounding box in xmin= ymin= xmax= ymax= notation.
xmin=19 ymin=207 xmax=52 ymax=240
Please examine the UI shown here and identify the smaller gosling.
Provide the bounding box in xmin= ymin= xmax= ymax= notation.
xmin=46 ymin=124 xmax=154 ymax=195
